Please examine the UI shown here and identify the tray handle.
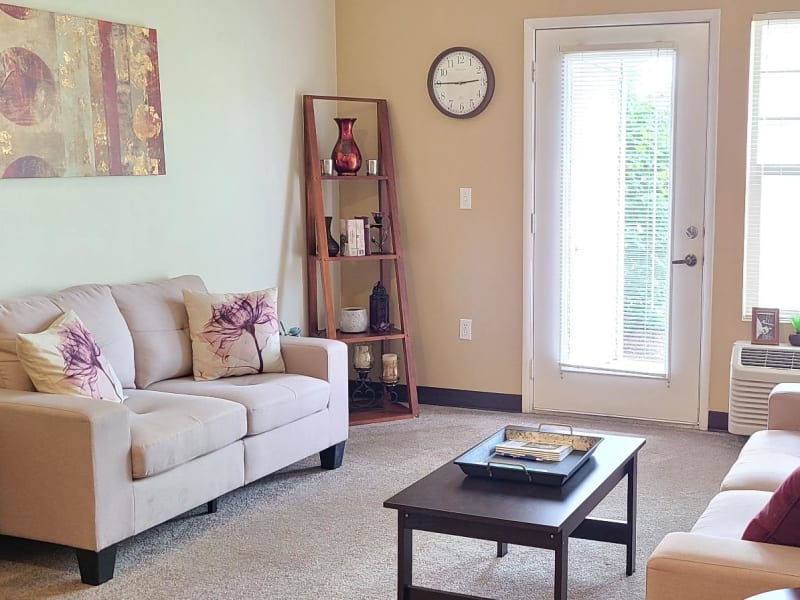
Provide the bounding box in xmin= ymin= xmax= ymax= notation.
xmin=487 ymin=461 xmax=532 ymax=482
xmin=537 ymin=423 xmax=573 ymax=435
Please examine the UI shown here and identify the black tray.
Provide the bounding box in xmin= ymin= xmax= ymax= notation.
xmin=453 ymin=424 xmax=603 ymax=486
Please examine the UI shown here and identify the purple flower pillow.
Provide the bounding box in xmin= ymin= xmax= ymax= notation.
xmin=183 ymin=288 xmax=285 ymax=381
xmin=16 ymin=310 xmax=125 ymax=402
xmin=742 ymin=465 xmax=800 ymax=547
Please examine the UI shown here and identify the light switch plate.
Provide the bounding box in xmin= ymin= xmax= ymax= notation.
xmin=459 ymin=187 xmax=472 ymax=209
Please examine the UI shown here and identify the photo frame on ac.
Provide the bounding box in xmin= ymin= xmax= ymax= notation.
xmin=751 ymin=307 xmax=780 ymax=345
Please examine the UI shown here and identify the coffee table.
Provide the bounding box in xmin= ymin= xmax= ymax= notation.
xmin=384 ymin=432 xmax=645 ymax=600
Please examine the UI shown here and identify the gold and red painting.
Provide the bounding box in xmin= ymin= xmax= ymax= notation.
xmin=0 ymin=4 xmax=165 ymax=178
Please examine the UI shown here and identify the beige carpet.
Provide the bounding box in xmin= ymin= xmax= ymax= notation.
xmin=0 ymin=406 xmax=745 ymax=600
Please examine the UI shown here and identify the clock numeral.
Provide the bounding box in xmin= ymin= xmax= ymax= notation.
xmin=440 ymin=92 xmax=446 ymax=100
xmin=476 ymin=66 xmax=482 ymax=74
xmin=447 ymin=59 xmax=454 ymax=68
xmin=459 ymin=103 xmax=465 ymax=111
xmin=440 ymin=68 xmax=448 ymax=76
xmin=457 ymin=55 xmax=465 ymax=64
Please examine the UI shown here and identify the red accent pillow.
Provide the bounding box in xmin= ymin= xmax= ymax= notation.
xmin=742 ymin=465 xmax=800 ymax=547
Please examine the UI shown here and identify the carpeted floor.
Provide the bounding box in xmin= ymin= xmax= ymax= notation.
xmin=0 ymin=406 xmax=745 ymax=600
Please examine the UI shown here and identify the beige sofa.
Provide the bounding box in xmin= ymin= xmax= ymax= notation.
xmin=646 ymin=383 xmax=800 ymax=599
xmin=0 ymin=275 xmax=348 ymax=585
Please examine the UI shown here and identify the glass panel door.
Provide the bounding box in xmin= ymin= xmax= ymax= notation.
xmin=532 ymin=22 xmax=710 ymax=423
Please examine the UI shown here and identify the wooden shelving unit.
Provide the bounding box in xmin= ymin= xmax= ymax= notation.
xmin=302 ymin=95 xmax=419 ymax=426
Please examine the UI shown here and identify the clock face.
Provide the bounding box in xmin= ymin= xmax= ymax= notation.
xmin=427 ymin=47 xmax=495 ymax=118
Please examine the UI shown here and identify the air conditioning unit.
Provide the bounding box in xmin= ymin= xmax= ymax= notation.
xmin=729 ymin=341 xmax=800 ymax=435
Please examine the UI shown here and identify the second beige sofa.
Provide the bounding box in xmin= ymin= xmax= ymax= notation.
xmin=646 ymin=383 xmax=800 ymax=599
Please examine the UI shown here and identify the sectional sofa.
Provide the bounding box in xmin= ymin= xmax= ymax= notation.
xmin=646 ymin=383 xmax=800 ymax=599
xmin=0 ymin=275 xmax=348 ymax=584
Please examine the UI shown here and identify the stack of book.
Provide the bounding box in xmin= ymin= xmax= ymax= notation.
xmin=494 ymin=440 xmax=573 ymax=462
xmin=340 ymin=218 xmax=368 ymax=256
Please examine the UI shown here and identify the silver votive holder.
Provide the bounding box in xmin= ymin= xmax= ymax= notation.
xmin=367 ymin=159 xmax=379 ymax=176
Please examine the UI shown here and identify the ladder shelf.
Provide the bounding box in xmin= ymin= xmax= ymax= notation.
xmin=302 ymin=95 xmax=419 ymax=426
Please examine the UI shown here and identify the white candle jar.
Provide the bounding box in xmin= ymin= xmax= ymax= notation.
xmin=382 ymin=353 xmax=399 ymax=384
xmin=340 ymin=307 xmax=368 ymax=333
xmin=353 ymin=345 xmax=373 ymax=370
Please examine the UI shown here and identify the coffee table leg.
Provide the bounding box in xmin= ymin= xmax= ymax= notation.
xmin=625 ymin=453 xmax=638 ymax=576
xmin=397 ymin=512 xmax=412 ymax=600
xmin=497 ymin=542 xmax=508 ymax=557
xmin=554 ymin=534 xmax=568 ymax=600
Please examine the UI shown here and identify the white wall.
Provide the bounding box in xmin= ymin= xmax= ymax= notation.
xmin=0 ymin=0 xmax=336 ymax=332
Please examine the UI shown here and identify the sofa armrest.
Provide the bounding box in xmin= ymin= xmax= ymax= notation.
xmin=646 ymin=532 xmax=800 ymax=600
xmin=280 ymin=336 xmax=348 ymax=443
xmin=768 ymin=383 xmax=800 ymax=431
xmin=0 ymin=389 xmax=134 ymax=551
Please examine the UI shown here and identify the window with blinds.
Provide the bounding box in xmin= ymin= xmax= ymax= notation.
xmin=743 ymin=16 xmax=800 ymax=320
xmin=559 ymin=47 xmax=675 ymax=377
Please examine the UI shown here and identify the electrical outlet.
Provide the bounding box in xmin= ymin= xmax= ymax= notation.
xmin=459 ymin=318 xmax=472 ymax=340
xmin=459 ymin=187 xmax=472 ymax=209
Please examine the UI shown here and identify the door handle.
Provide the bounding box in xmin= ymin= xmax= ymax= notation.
xmin=671 ymin=254 xmax=698 ymax=267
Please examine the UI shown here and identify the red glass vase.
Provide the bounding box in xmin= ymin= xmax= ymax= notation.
xmin=331 ymin=117 xmax=362 ymax=176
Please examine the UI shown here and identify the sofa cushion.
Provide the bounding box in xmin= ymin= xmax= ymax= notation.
xmin=0 ymin=294 xmax=61 ymax=391
xmin=147 ymin=373 xmax=329 ymax=435
xmin=743 ymin=466 xmax=800 ymax=547
xmin=691 ymin=489 xmax=773 ymax=539
xmin=16 ymin=311 xmax=125 ymax=402
xmin=50 ymin=284 xmax=136 ymax=388
xmin=183 ymin=287 xmax=285 ymax=380
xmin=721 ymin=430 xmax=800 ymax=492
xmin=125 ymin=389 xmax=246 ymax=478
xmin=111 ymin=275 xmax=207 ymax=388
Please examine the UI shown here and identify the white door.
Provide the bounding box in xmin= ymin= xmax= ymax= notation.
xmin=532 ymin=23 xmax=710 ymax=423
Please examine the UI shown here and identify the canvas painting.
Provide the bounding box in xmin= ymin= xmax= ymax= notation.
xmin=0 ymin=4 xmax=165 ymax=178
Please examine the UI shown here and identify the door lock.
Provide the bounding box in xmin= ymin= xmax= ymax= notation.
xmin=671 ymin=254 xmax=698 ymax=267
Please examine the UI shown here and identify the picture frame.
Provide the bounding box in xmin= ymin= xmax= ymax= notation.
xmin=751 ymin=307 xmax=780 ymax=345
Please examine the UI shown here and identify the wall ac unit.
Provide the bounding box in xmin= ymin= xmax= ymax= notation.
xmin=729 ymin=341 xmax=800 ymax=435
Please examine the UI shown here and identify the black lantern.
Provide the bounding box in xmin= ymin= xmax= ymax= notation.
xmin=369 ymin=281 xmax=390 ymax=333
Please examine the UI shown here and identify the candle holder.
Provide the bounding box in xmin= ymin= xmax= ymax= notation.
xmin=351 ymin=345 xmax=379 ymax=410
xmin=381 ymin=353 xmax=400 ymax=403
xmin=370 ymin=212 xmax=391 ymax=254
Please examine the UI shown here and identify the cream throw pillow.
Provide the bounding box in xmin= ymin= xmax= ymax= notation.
xmin=183 ymin=288 xmax=285 ymax=381
xmin=16 ymin=310 xmax=125 ymax=402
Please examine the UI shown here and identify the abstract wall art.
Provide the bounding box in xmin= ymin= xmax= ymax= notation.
xmin=0 ymin=4 xmax=165 ymax=178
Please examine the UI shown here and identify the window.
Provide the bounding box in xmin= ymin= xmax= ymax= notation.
xmin=559 ymin=47 xmax=675 ymax=377
xmin=743 ymin=15 xmax=800 ymax=320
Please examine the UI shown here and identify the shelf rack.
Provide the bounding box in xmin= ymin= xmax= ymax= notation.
xmin=302 ymin=95 xmax=419 ymax=426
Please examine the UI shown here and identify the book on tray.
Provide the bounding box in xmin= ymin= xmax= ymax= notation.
xmin=494 ymin=440 xmax=573 ymax=462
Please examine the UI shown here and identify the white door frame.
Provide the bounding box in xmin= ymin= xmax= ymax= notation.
xmin=522 ymin=10 xmax=720 ymax=429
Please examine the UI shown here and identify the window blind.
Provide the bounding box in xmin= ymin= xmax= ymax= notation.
xmin=743 ymin=16 xmax=800 ymax=320
xmin=559 ymin=48 xmax=675 ymax=377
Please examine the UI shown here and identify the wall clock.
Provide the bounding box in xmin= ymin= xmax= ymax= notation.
xmin=427 ymin=46 xmax=495 ymax=119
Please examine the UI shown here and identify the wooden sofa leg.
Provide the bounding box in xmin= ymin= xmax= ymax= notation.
xmin=76 ymin=544 xmax=117 ymax=585
xmin=320 ymin=441 xmax=346 ymax=470
xmin=207 ymin=499 xmax=218 ymax=514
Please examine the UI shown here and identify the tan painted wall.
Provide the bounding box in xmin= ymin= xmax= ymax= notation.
xmin=335 ymin=0 xmax=800 ymax=411
xmin=1 ymin=0 xmax=337 ymax=333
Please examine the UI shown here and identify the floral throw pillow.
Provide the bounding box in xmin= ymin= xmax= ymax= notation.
xmin=183 ymin=288 xmax=285 ymax=381
xmin=16 ymin=310 xmax=125 ymax=402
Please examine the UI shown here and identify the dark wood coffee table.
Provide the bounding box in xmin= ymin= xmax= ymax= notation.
xmin=384 ymin=432 xmax=645 ymax=600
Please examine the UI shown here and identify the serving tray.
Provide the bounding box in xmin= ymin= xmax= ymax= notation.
xmin=453 ymin=424 xmax=603 ymax=486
